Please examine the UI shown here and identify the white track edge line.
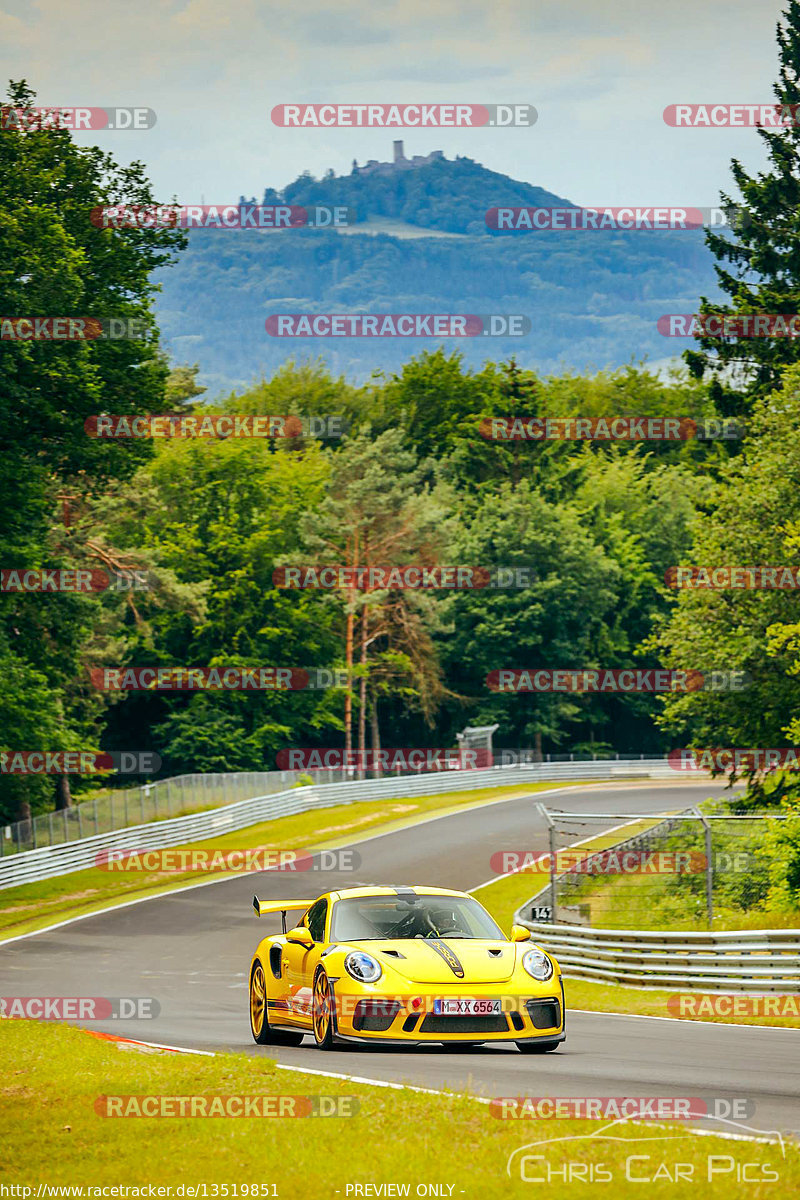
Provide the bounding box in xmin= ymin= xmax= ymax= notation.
xmin=98 ymin=1034 xmax=790 ymax=1147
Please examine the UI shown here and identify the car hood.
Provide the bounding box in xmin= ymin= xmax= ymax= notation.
xmin=366 ymin=939 xmax=519 ymax=984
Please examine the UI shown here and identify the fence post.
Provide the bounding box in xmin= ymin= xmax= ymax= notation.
xmin=77 ymin=805 xmax=83 ymax=838
xmin=695 ymin=808 xmax=713 ymax=928
xmin=63 ymin=808 xmax=68 ymax=843
xmin=49 ymin=811 xmax=54 ymax=846
xmin=94 ymin=799 xmax=99 ymax=836
xmin=704 ymin=822 xmax=713 ymax=928
xmin=124 ymin=789 xmax=129 ymax=827
xmin=536 ymin=802 xmax=558 ymax=923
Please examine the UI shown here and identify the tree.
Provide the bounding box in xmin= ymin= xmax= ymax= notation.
xmin=293 ymin=429 xmax=450 ymax=768
xmin=0 ymin=80 xmax=185 ymax=822
xmin=94 ymin=426 xmax=343 ymax=776
xmin=686 ymin=2 xmax=800 ymax=415
xmin=654 ymin=365 xmax=800 ymax=782
xmin=440 ymin=481 xmax=622 ymax=749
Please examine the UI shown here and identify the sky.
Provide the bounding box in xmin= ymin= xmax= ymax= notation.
xmin=0 ymin=0 xmax=790 ymax=206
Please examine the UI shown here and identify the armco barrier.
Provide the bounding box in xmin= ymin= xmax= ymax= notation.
xmin=513 ymin=808 xmax=800 ymax=990
xmin=0 ymin=758 xmax=678 ymax=890
xmin=517 ymin=921 xmax=800 ymax=993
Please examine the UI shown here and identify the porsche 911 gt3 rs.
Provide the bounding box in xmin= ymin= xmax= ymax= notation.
xmin=248 ymin=885 xmax=565 ymax=1051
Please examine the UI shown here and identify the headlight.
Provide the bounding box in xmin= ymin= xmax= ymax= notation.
xmin=522 ymin=948 xmax=553 ymax=981
xmin=344 ymin=951 xmax=382 ymax=983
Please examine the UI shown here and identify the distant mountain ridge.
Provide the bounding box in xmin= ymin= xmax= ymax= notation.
xmin=158 ymin=151 xmax=720 ymax=393
xmin=239 ymin=149 xmax=574 ymax=236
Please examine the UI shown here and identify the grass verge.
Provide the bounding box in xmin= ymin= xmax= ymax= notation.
xmin=561 ymin=977 xmax=800 ymax=1028
xmin=0 ymin=1021 xmax=795 ymax=1196
xmin=0 ymin=781 xmax=574 ymax=941
xmin=473 ymin=816 xmax=667 ymax=934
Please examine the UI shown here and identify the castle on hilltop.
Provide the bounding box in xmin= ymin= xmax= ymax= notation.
xmin=351 ymin=141 xmax=445 ymax=177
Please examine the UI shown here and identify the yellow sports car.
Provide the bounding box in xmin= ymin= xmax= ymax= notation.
xmin=248 ymin=885 xmax=565 ymax=1052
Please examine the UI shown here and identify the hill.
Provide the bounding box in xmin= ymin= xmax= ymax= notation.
xmin=155 ymin=152 xmax=721 ymax=393
xmin=276 ymin=152 xmax=574 ymax=235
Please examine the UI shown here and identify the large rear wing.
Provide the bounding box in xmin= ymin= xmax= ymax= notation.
xmin=252 ymin=894 xmax=317 ymax=932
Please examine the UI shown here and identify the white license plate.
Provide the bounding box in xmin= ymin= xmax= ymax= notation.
xmin=433 ymin=998 xmax=502 ymax=1016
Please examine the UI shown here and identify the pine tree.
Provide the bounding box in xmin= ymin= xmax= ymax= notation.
xmin=686 ymin=1 xmax=800 ymax=416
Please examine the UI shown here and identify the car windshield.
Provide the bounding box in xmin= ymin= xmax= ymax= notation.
xmin=330 ymin=894 xmax=506 ymax=942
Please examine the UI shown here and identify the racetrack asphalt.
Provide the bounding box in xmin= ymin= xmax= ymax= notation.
xmin=2 ymin=779 xmax=798 ymax=1140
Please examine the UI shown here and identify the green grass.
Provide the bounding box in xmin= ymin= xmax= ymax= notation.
xmin=0 ymin=782 xmax=574 ymax=940
xmin=0 ymin=1021 xmax=795 ymax=1196
xmin=563 ymin=977 xmax=800 ymax=1029
xmin=473 ymin=816 xmax=668 ymax=934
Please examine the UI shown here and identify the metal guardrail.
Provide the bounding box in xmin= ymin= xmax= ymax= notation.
xmin=0 ymin=758 xmax=678 ymax=890
xmin=515 ymin=813 xmax=800 ymax=991
xmin=518 ymin=921 xmax=800 ymax=993
xmin=0 ymin=769 xmax=349 ymax=856
xmin=0 ymin=753 xmax=670 ymax=857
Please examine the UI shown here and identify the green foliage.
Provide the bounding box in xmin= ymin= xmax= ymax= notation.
xmin=686 ymin=1 xmax=800 ymax=414
xmin=0 ymin=80 xmax=185 ymax=821
xmin=654 ymin=365 xmax=800 ymax=769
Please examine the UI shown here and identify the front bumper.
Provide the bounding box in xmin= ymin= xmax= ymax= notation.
xmin=327 ymin=980 xmax=565 ymax=1043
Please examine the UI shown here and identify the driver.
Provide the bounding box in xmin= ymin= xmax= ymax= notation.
xmin=428 ymin=907 xmax=461 ymax=936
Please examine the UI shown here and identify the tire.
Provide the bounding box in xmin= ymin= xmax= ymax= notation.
xmin=516 ymin=1039 xmax=562 ymax=1054
xmin=250 ymin=960 xmax=305 ymax=1046
xmin=312 ymin=969 xmax=335 ymax=1050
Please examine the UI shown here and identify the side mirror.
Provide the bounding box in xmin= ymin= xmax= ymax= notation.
xmin=510 ymin=925 xmax=531 ymax=943
xmin=285 ymin=926 xmax=314 ymax=948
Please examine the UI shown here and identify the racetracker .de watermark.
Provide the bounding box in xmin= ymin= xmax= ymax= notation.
xmin=667 ymin=993 xmax=800 ymax=1018
xmin=265 ymin=314 xmax=529 ymax=337
xmin=85 ymin=415 xmax=346 ymax=439
xmin=488 ymin=849 xmax=709 ymax=875
xmin=275 ymin=748 xmax=491 ymax=771
xmin=1 ymin=568 xmax=149 ymax=592
xmin=0 ymin=997 xmax=159 ymax=1019
xmin=1 ymin=751 xmax=160 ymax=775
xmin=94 ymin=848 xmax=361 ymax=872
xmin=659 ymin=313 xmax=800 ymax=337
xmin=486 ymin=668 xmax=750 ymax=692
xmin=0 ymin=317 xmax=150 ymax=340
xmin=485 ymin=206 xmax=747 ymax=231
xmin=666 ymin=566 xmax=800 ymax=588
xmin=94 ymin=1095 xmax=359 ymax=1118
xmin=668 ymin=747 xmax=800 ymax=771
xmin=490 ymin=1097 xmax=754 ymax=1120
xmin=91 ymin=205 xmax=349 ymax=229
xmin=272 ymin=565 xmax=535 ymax=589
xmin=270 ymin=103 xmax=537 ymax=127
xmin=479 ymin=417 xmax=742 ymax=441
xmin=1 ymin=106 xmax=156 ymax=130
xmin=89 ymin=667 xmax=351 ymax=691
xmin=491 ymin=847 xmax=752 ymax=875
xmin=663 ymin=103 xmax=800 ymax=127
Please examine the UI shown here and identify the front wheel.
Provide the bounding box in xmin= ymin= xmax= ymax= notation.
xmin=250 ymin=960 xmax=305 ymax=1046
xmin=312 ymin=969 xmax=335 ymax=1050
xmin=517 ymin=1039 xmax=562 ymax=1054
